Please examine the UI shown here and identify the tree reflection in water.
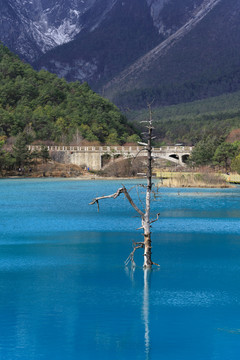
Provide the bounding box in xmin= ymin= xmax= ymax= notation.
xmin=125 ymin=266 xmax=152 ymax=360
xmin=142 ymin=268 xmax=151 ymax=360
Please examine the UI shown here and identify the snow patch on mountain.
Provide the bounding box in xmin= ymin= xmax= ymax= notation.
xmin=42 ymin=59 xmax=98 ymax=82
xmin=32 ymin=13 xmax=82 ymax=51
xmin=147 ymin=0 xmax=171 ymax=33
xmin=3 ymin=0 xmax=98 ymax=59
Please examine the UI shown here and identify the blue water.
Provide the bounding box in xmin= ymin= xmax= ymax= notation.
xmin=0 ymin=179 xmax=240 ymax=359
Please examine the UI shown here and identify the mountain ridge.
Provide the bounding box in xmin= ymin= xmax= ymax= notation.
xmin=107 ymin=0 xmax=240 ymax=109
xmin=104 ymin=0 xmax=221 ymax=93
xmin=34 ymin=0 xmax=209 ymax=91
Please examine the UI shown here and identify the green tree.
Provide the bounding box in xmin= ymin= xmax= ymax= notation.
xmin=190 ymin=136 xmax=222 ymax=166
xmin=12 ymin=133 xmax=30 ymax=168
xmin=0 ymin=139 xmax=6 ymax=173
xmin=106 ymin=130 xmax=119 ymax=145
xmin=0 ymin=137 xmax=15 ymax=174
xmin=126 ymin=134 xmax=141 ymax=144
xmin=39 ymin=145 xmax=50 ymax=163
xmin=231 ymin=154 xmax=240 ymax=174
xmin=213 ymin=142 xmax=239 ymax=172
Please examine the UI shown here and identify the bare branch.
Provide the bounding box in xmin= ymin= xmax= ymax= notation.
xmin=150 ymin=212 xmax=160 ymax=225
xmin=152 ymin=261 xmax=160 ymax=267
xmin=89 ymin=185 xmax=144 ymax=217
xmin=126 ymin=185 xmax=139 ymax=193
xmin=125 ymin=241 xmax=144 ymax=266
xmin=147 ymin=99 xmax=155 ymax=108
xmin=122 ymin=185 xmax=144 ymax=216
xmin=137 ymin=141 xmax=147 ymax=146
xmin=89 ymin=187 xmax=124 ymax=207
xmin=132 ymin=148 xmax=147 ymax=160
xmin=134 ymin=186 xmax=145 ymax=210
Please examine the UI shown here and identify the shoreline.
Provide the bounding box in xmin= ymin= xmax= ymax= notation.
xmin=0 ymin=174 xmax=143 ymax=181
xmin=1 ymin=166 xmax=240 ymax=187
xmin=0 ymin=174 xmax=237 ymax=188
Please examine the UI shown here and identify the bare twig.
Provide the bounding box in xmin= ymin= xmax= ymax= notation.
xmin=150 ymin=213 xmax=160 ymax=225
xmin=136 ymin=186 xmax=145 ymax=210
xmin=125 ymin=241 xmax=144 ymax=266
xmin=121 ymin=186 xmax=144 ymax=216
xmin=152 ymin=261 xmax=160 ymax=267
xmin=132 ymin=148 xmax=147 ymax=160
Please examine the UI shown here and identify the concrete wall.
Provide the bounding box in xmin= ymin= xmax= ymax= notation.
xmin=49 ymin=150 xmax=102 ymax=171
xmin=69 ymin=151 xmax=101 ymax=171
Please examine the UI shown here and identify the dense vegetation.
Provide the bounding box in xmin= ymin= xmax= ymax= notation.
xmin=0 ymin=133 xmax=50 ymax=174
xmin=114 ymin=72 xmax=240 ymax=110
xmin=189 ymin=135 xmax=240 ymax=173
xmin=128 ymin=91 xmax=240 ymax=145
xmin=0 ymin=44 xmax=138 ymax=145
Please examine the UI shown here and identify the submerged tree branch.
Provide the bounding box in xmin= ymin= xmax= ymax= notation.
xmin=125 ymin=241 xmax=144 ymax=267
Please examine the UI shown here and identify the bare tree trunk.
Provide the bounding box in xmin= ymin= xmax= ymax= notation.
xmin=90 ymin=104 xmax=159 ymax=268
xmin=143 ymin=104 xmax=153 ymax=267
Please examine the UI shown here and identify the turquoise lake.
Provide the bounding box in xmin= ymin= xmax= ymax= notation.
xmin=0 ymin=178 xmax=240 ymax=359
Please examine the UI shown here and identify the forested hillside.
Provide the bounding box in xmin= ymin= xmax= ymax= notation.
xmin=0 ymin=44 xmax=137 ymax=144
xmin=128 ymin=91 xmax=240 ymax=145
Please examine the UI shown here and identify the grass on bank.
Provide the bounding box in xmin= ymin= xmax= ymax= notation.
xmin=155 ymin=171 xmax=239 ymax=188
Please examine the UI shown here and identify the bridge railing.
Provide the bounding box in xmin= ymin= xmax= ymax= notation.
xmin=28 ymin=145 xmax=193 ymax=153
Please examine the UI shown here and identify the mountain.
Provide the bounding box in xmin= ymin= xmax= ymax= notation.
xmin=105 ymin=0 xmax=240 ymax=109
xmin=33 ymin=0 xmax=240 ymax=110
xmin=34 ymin=0 xmax=206 ymax=90
xmin=1 ymin=0 xmax=240 ymax=110
xmin=0 ymin=0 xmax=106 ymax=62
xmin=0 ymin=0 xmax=207 ymax=85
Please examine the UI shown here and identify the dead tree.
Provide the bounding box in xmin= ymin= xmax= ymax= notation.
xmin=89 ymin=105 xmax=159 ymax=268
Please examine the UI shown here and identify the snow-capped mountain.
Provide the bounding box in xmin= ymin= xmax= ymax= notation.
xmin=33 ymin=0 xmax=208 ymax=87
xmin=1 ymin=0 xmax=240 ymax=109
xmin=0 ymin=0 xmax=205 ymax=63
xmin=0 ymin=0 xmax=116 ymax=61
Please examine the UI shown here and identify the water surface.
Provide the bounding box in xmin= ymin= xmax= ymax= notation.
xmin=0 ymin=179 xmax=240 ymax=359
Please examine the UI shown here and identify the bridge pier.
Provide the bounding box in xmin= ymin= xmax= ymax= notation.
xmin=69 ymin=151 xmax=102 ymax=171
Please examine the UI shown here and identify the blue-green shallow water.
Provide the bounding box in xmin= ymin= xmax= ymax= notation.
xmin=0 ymin=178 xmax=240 ymax=360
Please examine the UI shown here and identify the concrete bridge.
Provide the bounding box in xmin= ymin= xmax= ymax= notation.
xmin=29 ymin=145 xmax=193 ymax=171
